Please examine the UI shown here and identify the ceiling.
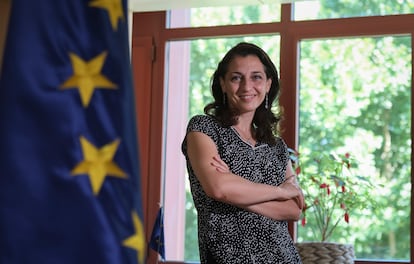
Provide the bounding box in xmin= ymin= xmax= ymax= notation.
xmin=128 ymin=0 xmax=302 ymax=12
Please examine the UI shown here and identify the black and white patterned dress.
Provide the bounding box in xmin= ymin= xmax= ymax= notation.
xmin=181 ymin=115 xmax=302 ymax=264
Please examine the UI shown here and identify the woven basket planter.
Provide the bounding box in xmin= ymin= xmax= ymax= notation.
xmin=295 ymin=242 xmax=355 ymax=264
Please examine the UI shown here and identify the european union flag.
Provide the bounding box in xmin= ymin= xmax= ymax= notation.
xmin=149 ymin=207 xmax=165 ymax=260
xmin=0 ymin=1 xmax=145 ymax=263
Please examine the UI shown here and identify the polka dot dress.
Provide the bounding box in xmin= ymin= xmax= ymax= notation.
xmin=182 ymin=115 xmax=302 ymax=264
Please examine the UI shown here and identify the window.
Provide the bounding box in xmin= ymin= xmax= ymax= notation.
xmin=168 ymin=4 xmax=281 ymax=28
xmin=294 ymin=0 xmax=414 ymax=20
xmin=132 ymin=2 xmax=414 ymax=263
xmin=297 ymin=36 xmax=412 ymax=260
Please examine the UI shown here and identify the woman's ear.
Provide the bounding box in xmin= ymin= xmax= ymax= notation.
xmin=219 ymin=77 xmax=226 ymax=92
xmin=266 ymin=78 xmax=272 ymax=93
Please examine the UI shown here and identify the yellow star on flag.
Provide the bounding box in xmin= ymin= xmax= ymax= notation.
xmin=71 ymin=136 xmax=127 ymax=195
xmin=60 ymin=51 xmax=117 ymax=107
xmin=123 ymin=211 xmax=145 ymax=264
xmin=89 ymin=0 xmax=124 ymax=30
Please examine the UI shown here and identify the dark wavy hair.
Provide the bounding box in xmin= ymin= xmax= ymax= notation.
xmin=204 ymin=42 xmax=282 ymax=145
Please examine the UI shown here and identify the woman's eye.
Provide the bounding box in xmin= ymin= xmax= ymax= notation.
xmin=231 ymin=76 xmax=241 ymax=82
xmin=252 ymin=75 xmax=263 ymax=80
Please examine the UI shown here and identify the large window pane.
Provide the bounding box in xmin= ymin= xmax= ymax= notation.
xmin=297 ymin=36 xmax=411 ymax=261
xmin=163 ymin=36 xmax=280 ymax=262
xmin=169 ymin=4 xmax=281 ymax=28
xmin=294 ymin=0 xmax=414 ymax=20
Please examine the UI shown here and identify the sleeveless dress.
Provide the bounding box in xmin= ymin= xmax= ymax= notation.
xmin=181 ymin=115 xmax=302 ymax=264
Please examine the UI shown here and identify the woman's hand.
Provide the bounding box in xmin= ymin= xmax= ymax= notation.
xmin=210 ymin=155 xmax=230 ymax=173
xmin=284 ymin=161 xmax=305 ymax=210
xmin=277 ymin=179 xmax=302 ymax=200
xmin=280 ymin=176 xmax=304 ymax=209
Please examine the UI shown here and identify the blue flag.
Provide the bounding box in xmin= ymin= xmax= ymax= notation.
xmin=149 ymin=207 xmax=166 ymax=260
xmin=0 ymin=1 xmax=145 ymax=263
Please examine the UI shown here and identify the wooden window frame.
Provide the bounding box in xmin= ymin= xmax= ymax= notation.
xmin=131 ymin=4 xmax=414 ymax=263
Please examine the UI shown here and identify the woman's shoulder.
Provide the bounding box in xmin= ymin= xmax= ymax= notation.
xmin=189 ymin=114 xmax=216 ymax=122
xmin=272 ymin=136 xmax=288 ymax=150
xmin=187 ymin=114 xmax=220 ymax=130
xmin=184 ymin=115 xmax=222 ymax=147
xmin=274 ymin=136 xmax=286 ymax=144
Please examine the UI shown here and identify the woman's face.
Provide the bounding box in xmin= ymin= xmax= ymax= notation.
xmin=220 ymin=55 xmax=271 ymax=115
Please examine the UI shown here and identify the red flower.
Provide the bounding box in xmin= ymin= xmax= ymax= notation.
xmin=344 ymin=212 xmax=350 ymax=223
xmin=345 ymin=153 xmax=350 ymax=158
xmin=320 ymin=183 xmax=331 ymax=195
xmin=342 ymin=185 xmax=346 ymax=192
xmin=301 ymin=217 xmax=306 ymax=226
xmin=295 ymin=166 xmax=301 ymax=175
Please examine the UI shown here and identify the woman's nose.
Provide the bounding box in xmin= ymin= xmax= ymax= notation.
xmin=239 ymin=77 xmax=251 ymax=90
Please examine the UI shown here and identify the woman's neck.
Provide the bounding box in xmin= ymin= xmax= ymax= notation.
xmin=233 ymin=114 xmax=256 ymax=143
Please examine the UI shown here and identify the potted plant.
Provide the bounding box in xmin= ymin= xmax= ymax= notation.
xmin=289 ymin=149 xmax=376 ymax=264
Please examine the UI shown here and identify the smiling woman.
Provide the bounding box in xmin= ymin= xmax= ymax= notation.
xmin=181 ymin=42 xmax=304 ymax=264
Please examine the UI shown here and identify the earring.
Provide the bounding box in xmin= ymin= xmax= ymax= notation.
xmin=265 ymin=93 xmax=269 ymax=109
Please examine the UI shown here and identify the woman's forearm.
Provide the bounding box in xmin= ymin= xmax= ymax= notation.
xmin=207 ymin=171 xmax=300 ymax=207
xmin=242 ymin=199 xmax=303 ymax=221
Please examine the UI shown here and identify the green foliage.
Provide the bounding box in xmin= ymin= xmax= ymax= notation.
xmin=190 ymin=4 xmax=281 ymax=27
xmin=298 ymin=34 xmax=411 ymax=260
xmin=296 ymin=1 xmax=413 ymax=260
xmin=319 ymin=0 xmax=414 ymax=18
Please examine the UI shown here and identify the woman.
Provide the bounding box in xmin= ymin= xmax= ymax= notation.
xmin=181 ymin=42 xmax=304 ymax=263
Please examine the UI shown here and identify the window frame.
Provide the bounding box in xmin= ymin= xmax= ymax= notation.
xmin=131 ymin=4 xmax=414 ymax=263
